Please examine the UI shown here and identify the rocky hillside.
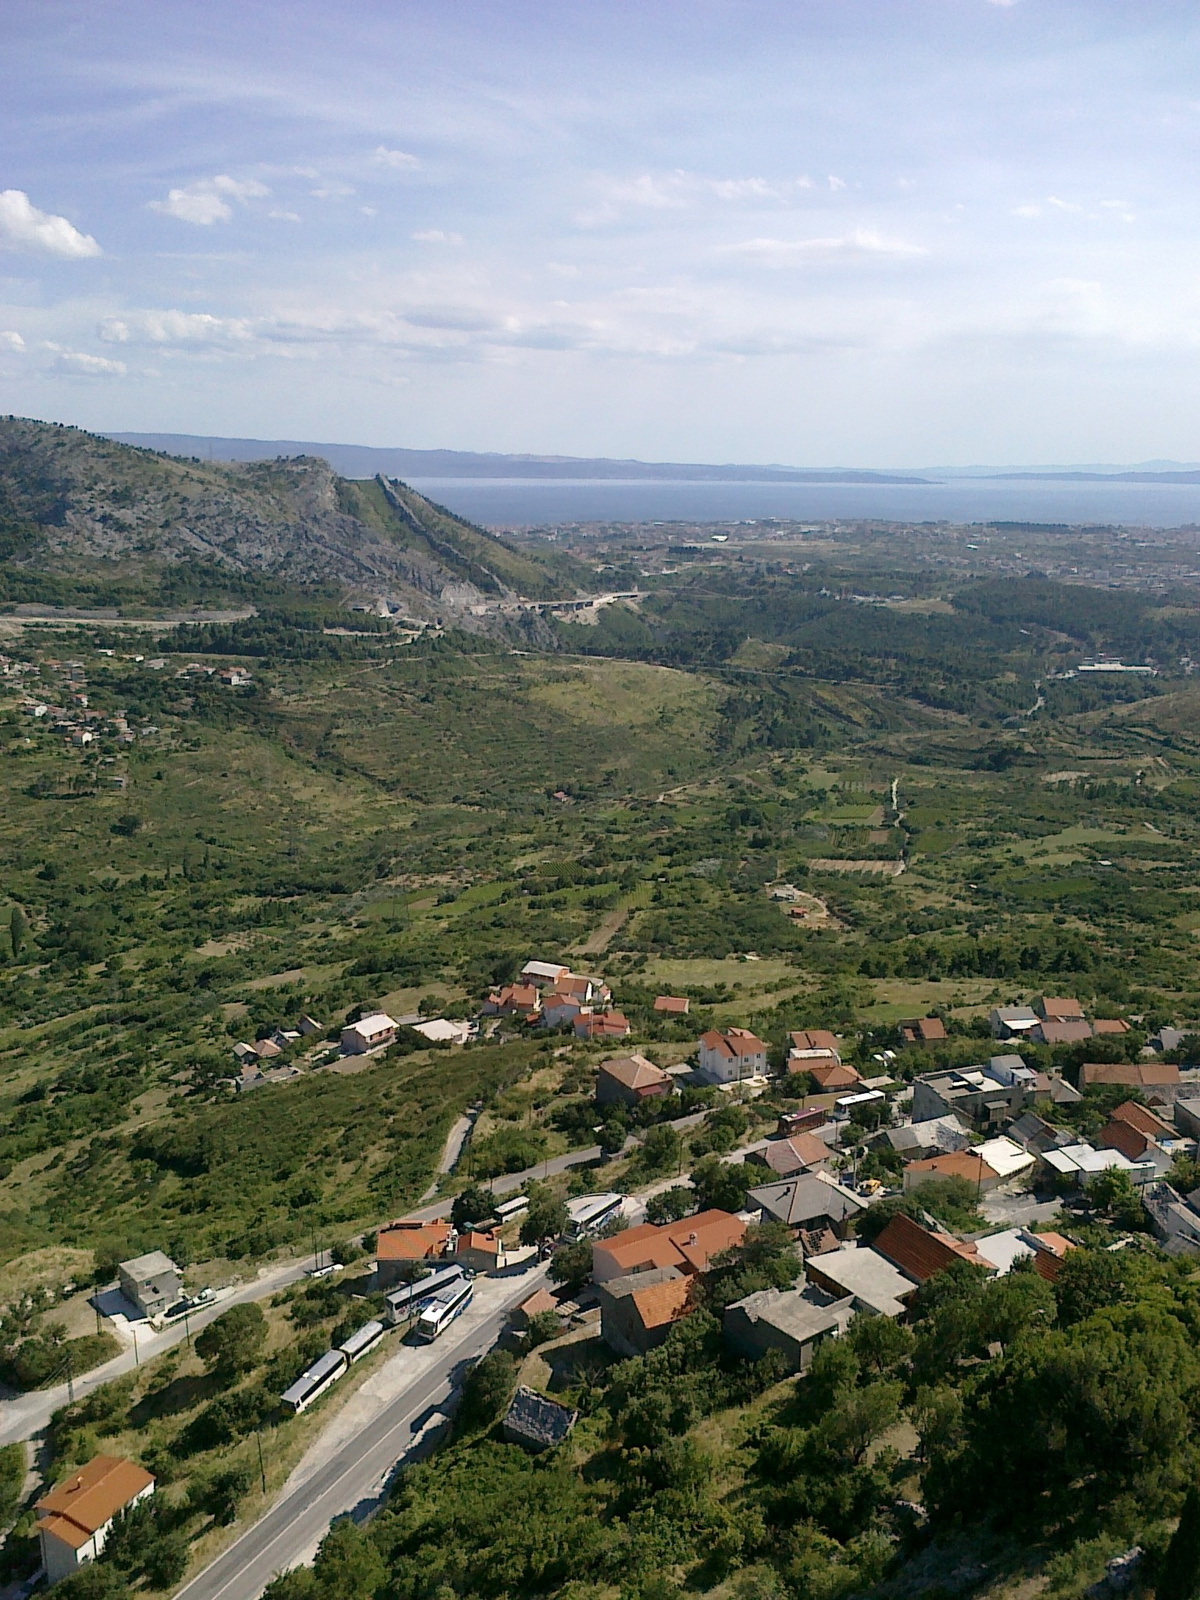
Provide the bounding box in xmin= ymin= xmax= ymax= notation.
xmin=0 ymin=416 xmax=584 ymax=608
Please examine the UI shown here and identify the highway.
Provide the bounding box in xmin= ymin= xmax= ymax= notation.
xmin=175 ymin=1264 xmax=549 ymax=1600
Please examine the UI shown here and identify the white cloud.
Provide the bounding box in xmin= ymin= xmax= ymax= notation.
xmin=373 ymin=146 xmax=419 ymax=169
xmin=1046 ymin=195 xmax=1082 ymax=212
xmin=361 ymin=206 xmax=378 ymax=217
xmin=268 ymin=209 xmax=301 ymax=222
xmin=98 ymin=309 xmax=252 ymax=346
xmin=149 ymin=175 xmax=269 ymax=225
xmin=310 ymin=184 xmax=355 ymax=199
xmin=0 ymin=190 xmax=101 ymax=258
xmin=721 ymin=230 xmax=928 ymax=265
xmin=51 ymin=350 xmax=125 ymax=375
xmin=579 ymin=170 xmax=820 ymax=225
xmin=828 ymin=175 xmax=846 ymax=191
xmin=412 ymin=229 xmax=463 ymax=244
xmin=1013 ymin=203 xmax=1042 ymax=218
xmin=0 ymin=330 xmax=25 ymax=350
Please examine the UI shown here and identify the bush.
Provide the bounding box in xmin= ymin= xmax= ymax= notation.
xmin=525 ymin=1310 xmax=562 ymax=1349
xmin=0 ymin=1443 xmax=25 ymax=1525
xmin=459 ymin=1350 xmax=515 ymax=1431
xmin=195 ymin=1302 xmax=267 ymax=1380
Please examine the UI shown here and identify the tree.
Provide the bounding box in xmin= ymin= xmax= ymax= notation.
xmin=311 ymin=1519 xmax=385 ymax=1600
xmin=142 ymin=1531 xmax=189 ymax=1590
xmin=690 ymin=1154 xmax=751 ymax=1215
xmin=646 ymin=1186 xmax=695 ymax=1225
xmin=1088 ymin=1168 xmax=1144 ymax=1230
xmin=846 ymin=1314 xmax=913 ymax=1377
xmin=459 ymin=1349 xmax=515 ymax=1431
xmin=9 ymin=905 xmax=27 ymax=960
xmin=195 ymin=1301 xmax=267 ymax=1380
xmin=451 ymin=1184 xmax=494 ymax=1230
xmin=525 ymin=1310 xmax=562 ymax=1349
xmin=519 ymin=1185 xmax=568 ymax=1247
xmin=637 ymin=1124 xmax=681 ymax=1176
xmin=1054 ymin=1247 xmax=1127 ymax=1327
xmin=1160 ymin=1485 xmax=1200 ymax=1600
xmin=548 ymin=1238 xmax=591 ymax=1295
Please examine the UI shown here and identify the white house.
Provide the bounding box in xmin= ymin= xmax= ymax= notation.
xmin=340 ymin=1012 xmax=398 ymax=1055
xmin=36 ymin=1456 xmax=155 ymax=1586
xmin=697 ymin=1028 xmax=769 ymax=1085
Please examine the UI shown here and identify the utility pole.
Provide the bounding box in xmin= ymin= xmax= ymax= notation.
xmin=132 ymin=1324 xmax=140 ymax=1367
xmin=256 ymin=1430 xmax=267 ymax=1495
xmin=65 ymin=1349 xmax=74 ymax=1406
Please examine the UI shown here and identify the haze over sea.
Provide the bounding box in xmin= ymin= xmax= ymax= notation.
xmin=407 ymin=477 xmax=1200 ymax=530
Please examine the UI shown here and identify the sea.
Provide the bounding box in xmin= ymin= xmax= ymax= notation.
xmin=406 ymin=477 xmax=1200 ymax=531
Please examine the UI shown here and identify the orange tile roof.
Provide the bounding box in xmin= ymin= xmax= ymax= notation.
xmin=517 ymin=1288 xmax=558 ymax=1319
xmin=457 ymin=1229 xmax=502 ymax=1255
xmin=873 ymin=1213 xmax=982 ymax=1283
xmin=377 ymin=1221 xmax=452 ymax=1261
xmin=593 ymin=1210 xmax=745 ymax=1277
xmin=1038 ymin=1020 xmax=1093 ymax=1044
xmin=631 ymin=1276 xmax=692 ymax=1332
xmin=804 ymin=1061 xmax=861 ymax=1090
xmin=1092 ymin=1018 xmax=1130 ymax=1035
xmin=36 ymin=1457 xmax=154 ymax=1548
xmin=1030 ymin=1231 xmax=1074 ymax=1258
xmin=901 ymin=1016 xmax=946 ymax=1043
xmin=907 ymin=1151 xmax=998 ymax=1185
xmin=654 ymin=995 xmax=690 ymax=1014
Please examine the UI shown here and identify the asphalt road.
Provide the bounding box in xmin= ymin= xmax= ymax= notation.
xmin=0 ymin=1258 xmax=315 ymax=1448
xmin=174 ymin=1266 xmax=548 ymax=1600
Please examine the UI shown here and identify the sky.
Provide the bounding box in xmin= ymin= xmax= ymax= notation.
xmin=3 ymin=0 xmax=1200 ymax=466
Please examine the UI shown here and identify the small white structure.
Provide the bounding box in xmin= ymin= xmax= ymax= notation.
xmin=341 ymin=1012 xmax=398 ymax=1055
xmin=975 ymin=1136 xmax=1036 ymax=1183
xmin=36 ymin=1456 xmax=155 ymax=1586
xmin=413 ymin=1018 xmax=473 ymax=1045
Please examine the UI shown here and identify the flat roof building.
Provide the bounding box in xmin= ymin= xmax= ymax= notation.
xmin=117 ymin=1252 xmax=182 ymax=1321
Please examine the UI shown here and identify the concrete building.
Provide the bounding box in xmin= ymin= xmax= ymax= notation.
xmin=117 ymin=1252 xmax=182 ymax=1320
xmin=374 ymin=1221 xmax=453 ymax=1289
xmin=803 ymin=1243 xmax=916 ymax=1318
xmin=36 ymin=1456 xmax=155 ymax=1586
xmin=911 ymin=1059 xmax=1037 ymax=1130
xmin=748 ymin=1173 xmax=865 ymax=1237
xmin=697 ymin=1027 xmax=769 ymax=1085
xmin=591 ymin=1211 xmax=744 ymax=1284
xmin=723 ymin=1287 xmax=849 ymax=1372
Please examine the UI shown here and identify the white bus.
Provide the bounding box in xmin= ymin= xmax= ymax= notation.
xmin=384 ymin=1263 xmax=466 ymax=1327
xmin=338 ymin=1319 xmax=385 ymax=1364
xmin=565 ymin=1192 xmax=624 ymax=1240
xmin=414 ymin=1278 xmax=474 ymax=1342
xmin=495 ymin=1194 xmax=529 ymax=1226
xmin=280 ymin=1348 xmax=348 ymax=1415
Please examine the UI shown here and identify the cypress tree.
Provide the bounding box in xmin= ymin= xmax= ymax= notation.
xmin=1160 ymin=1487 xmax=1200 ymax=1600
xmin=9 ymin=905 xmax=26 ymax=959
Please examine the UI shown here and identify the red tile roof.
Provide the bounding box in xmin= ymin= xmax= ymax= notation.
xmin=1092 ymin=1019 xmax=1130 ymax=1035
xmin=804 ymin=1061 xmax=861 ymax=1090
xmin=598 ymin=1054 xmax=672 ymax=1093
xmin=873 ymin=1213 xmax=982 ymax=1283
xmin=1097 ymin=1119 xmax=1150 ymax=1161
xmin=631 ymin=1276 xmax=692 ymax=1332
xmin=790 ymin=1029 xmax=840 ymax=1054
xmin=1111 ymin=1099 xmax=1173 ymax=1138
xmin=1038 ymin=1020 xmax=1093 ymax=1044
xmin=593 ymin=1210 xmax=745 ymax=1278
xmin=906 ymin=1151 xmax=998 ymax=1185
xmin=1040 ymin=997 xmax=1085 ymax=1021
xmin=654 ymin=995 xmax=690 ymax=1014
xmin=377 ymin=1221 xmax=453 ymax=1262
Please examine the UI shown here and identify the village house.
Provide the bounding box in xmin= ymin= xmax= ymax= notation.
xmin=483 ymin=983 xmax=541 ymax=1019
xmin=1035 ymin=1018 xmax=1094 ymax=1045
xmin=723 ymin=1286 xmax=849 ymax=1373
xmin=799 ymin=1059 xmax=862 ymax=1092
xmin=574 ymin=1011 xmax=630 ymax=1043
xmin=1039 ymin=1140 xmax=1154 ymax=1187
xmin=787 ymin=1029 xmax=842 ymax=1065
xmin=911 ymin=1057 xmax=1037 ymax=1129
xmin=521 ymin=961 xmax=570 ymax=988
xmin=591 ymin=1210 xmax=745 ymax=1284
xmin=697 ymin=1027 xmax=769 ymax=1085
xmin=511 ymin=1287 xmax=560 ymax=1332
xmin=903 ymin=1149 xmax=1002 ymax=1194
xmin=1097 ymin=1100 xmax=1178 ymax=1174
xmin=654 ymin=995 xmax=690 ymax=1016
xmin=539 ymin=993 xmax=585 ymax=1030
xmin=456 ymin=1229 xmax=510 ymax=1274
xmin=803 ymin=1242 xmax=917 ymax=1318
xmin=1143 ymin=1182 xmax=1200 ymax=1255
xmin=899 ymin=1017 xmax=947 ymax=1045
xmin=872 ymin=1211 xmax=985 ymax=1282
xmin=595 ymin=1053 xmax=675 ymax=1110
xmin=885 ymin=1114 xmax=970 ymax=1161
xmin=746 ymin=1130 xmax=833 ymax=1179
xmin=36 ymin=1456 xmax=155 ymax=1586
xmin=1093 ymin=1018 xmax=1131 ymax=1036
xmin=117 ymin=1252 xmax=182 ymax=1321
xmin=748 ymin=1172 xmax=865 ymax=1239
xmin=340 ymin=1012 xmax=398 ymax=1055
xmin=989 ymin=1005 xmax=1041 ymax=1040
xmin=596 ymin=1267 xmax=693 ymax=1356
xmin=1078 ymin=1060 xmax=1182 ymax=1101
xmin=375 ymin=1221 xmax=453 ymax=1289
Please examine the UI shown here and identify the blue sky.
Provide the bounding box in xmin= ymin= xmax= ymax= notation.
xmin=3 ymin=1 xmax=1200 ymax=465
